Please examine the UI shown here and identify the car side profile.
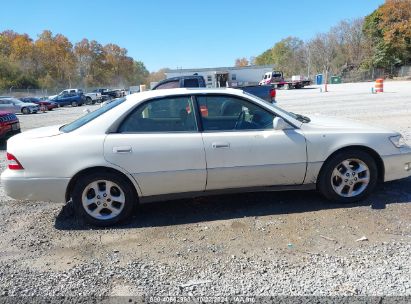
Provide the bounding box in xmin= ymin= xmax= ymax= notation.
xmin=50 ymin=91 xmax=86 ymax=107
xmin=2 ymin=88 xmax=411 ymax=226
xmin=20 ymin=97 xmax=57 ymax=111
xmin=0 ymin=97 xmax=39 ymax=114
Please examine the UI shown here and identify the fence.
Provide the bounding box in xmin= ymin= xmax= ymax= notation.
xmin=0 ymin=88 xmax=57 ymax=98
xmin=397 ymin=66 xmax=411 ymax=77
xmin=341 ymin=66 xmax=411 ymax=83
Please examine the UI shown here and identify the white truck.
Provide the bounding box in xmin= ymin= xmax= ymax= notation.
xmin=259 ymin=71 xmax=311 ymax=89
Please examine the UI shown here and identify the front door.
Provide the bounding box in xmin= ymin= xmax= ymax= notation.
xmin=104 ymin=95 xmax=207 ymax=197
xmin=195 ymin=94 xmax=307 ymax=190
xmin=0 ymin=99 xmax=14 ymax=112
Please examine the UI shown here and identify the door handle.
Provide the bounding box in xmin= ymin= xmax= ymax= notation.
xmin=113 ymin=146 xmax=132 ymax=153
xmin=212 ymin=142 xmax=230 ymax=149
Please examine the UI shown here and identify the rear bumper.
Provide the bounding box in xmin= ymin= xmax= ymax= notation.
xmin=382 ymin=149 xmax=411 ymax=182
xmin=0 ymin=123 xmax=20 ymax=139
xmin=1 ymin=171 xmax=69 ymax=203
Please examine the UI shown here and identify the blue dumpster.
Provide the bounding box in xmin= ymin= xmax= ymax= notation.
xmin=316 ymin=74 xmax=323 ymax=85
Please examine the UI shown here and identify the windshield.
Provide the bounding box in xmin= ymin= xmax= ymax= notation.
xmin=60 ymin=98 xmax=126 ymax=133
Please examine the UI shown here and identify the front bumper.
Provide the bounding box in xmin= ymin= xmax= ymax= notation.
xmin=382 ymin=148 xmax=411 ymax=182
xmin=1 ymin=170 xmax=69 ymax=203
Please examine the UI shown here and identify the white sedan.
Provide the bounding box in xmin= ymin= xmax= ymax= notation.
xmin=2 ymin=88 xmax=411 ymax=226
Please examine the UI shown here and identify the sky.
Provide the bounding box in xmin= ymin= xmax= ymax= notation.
xmin=0 ymin=0 xmax=384 ymax=72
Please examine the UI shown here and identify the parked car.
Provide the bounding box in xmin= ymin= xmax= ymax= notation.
xmin=0 ymin=97 xmax=39 ymax=114
xmin=84 ymin=91 xmax=102 ymax=104
xmin=152 ymin=76 xmax=207 ymax=89
xmin=19 ymin=97 xmax=57 ymax=111
xmin=2 ymin=88 xmax=411 ymax=226
xmin=92 ymin=88 xmax=122 ymax=100
xmin=153 ymin=75 xmax=276 ymax=103
xmin=49 ymin=88 xmax=101 ymax=104
xmin=0 ymin=112 xmax=20 ymax=141
xmin=50 ymin=91 xmax=86 ymax=107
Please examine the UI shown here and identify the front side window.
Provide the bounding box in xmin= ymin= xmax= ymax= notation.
xmin=196 ymin=95 xmax=275 ymax=131
xmin=118 ymin=96 xmax=197 ymax=133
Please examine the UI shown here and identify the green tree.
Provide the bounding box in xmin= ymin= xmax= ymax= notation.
xmin=255 ymin=37 xmax=305 ymax=76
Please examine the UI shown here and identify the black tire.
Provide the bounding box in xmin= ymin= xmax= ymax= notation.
xmin=71 ymin=101 xmax=78 ymax=107
xmin=72 ymin=171 xmax=136 ymax=226
xmin=318 ymin=149 xmax=378 ymax=203
xmin=86 ymin=97 xmax=92 ymax=105
xmin=21 ymin=107 xmax=30 ymax=114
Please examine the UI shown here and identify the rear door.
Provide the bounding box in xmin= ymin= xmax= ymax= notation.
xmin=104 ymin=95 xmax=207 ymax=197
xmin=196 ymin=94 xmax=307 ymax=190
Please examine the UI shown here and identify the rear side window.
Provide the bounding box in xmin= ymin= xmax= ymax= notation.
xmin=183 ymin=78 xmax=199 ymax=88
xmin=155 ymin=80 xmax=180 ymax=90
xmin=118 ymin=96 xmax=197 ymax=133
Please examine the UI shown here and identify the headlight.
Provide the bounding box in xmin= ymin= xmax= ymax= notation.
xmin=389 ymin=135 xmax=406 ymax=148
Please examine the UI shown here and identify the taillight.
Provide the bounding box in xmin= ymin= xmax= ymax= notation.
xmin=270 ymin=88 xmax=276 ymax=98
xmin=7 ymin=153 xmax=24 ymax=170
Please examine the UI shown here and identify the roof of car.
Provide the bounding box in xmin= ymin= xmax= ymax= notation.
xmin=127 ymin=87 xmax=243 ymax=102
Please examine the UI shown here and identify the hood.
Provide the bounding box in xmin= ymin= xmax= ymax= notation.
xmin=0 ymin=111 xmax=15 ymax=116
xmin=10 ymin=125 xmax=63 ymax=140
xmin=304 ymin=115 xmax=396 ymax=134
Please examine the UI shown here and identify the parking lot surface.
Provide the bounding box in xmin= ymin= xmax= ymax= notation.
xmin=0 ymin=81 xmax=410 ymax=297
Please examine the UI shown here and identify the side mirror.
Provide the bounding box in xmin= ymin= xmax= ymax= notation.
xmin=273 ymin=117 xmax=288 ymax=130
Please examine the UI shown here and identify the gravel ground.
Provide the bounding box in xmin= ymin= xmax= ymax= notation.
xmin=0 ymin=81 xmax=410 ymax=300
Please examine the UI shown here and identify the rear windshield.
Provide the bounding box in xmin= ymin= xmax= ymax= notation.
xmin=60 ymin=98 xmax=126 ymax=133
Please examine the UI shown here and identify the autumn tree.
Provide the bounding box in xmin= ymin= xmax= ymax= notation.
xmin=363 ymin=0 xmax=411 ymax=69
xmin=235 ymin=57 xmax=249 ymax=67
xmin=148 ymin=68 xmax=169 ymax=85
xmin=0 ymin=30 xmax=38 ymax=89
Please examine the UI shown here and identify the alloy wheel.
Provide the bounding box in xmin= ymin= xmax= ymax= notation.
xmin=81 ymin=180 xmax=125 ymax=220
xmin=331 ymin=158 xmax=370 ymax=197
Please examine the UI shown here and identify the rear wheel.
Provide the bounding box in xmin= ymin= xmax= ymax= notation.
xmin=72 ymin=171 xmax=136 ymax=226
xmin=318 ymin=150 xmax=378 ymax=203
xmin=85 ymin=97 xmax=92 ymax=105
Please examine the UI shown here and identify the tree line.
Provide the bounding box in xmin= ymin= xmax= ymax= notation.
xmin=235 ymin=0 xmax=411 ymax=79
xmin=0 ymin=30 xmax=150 ymax=90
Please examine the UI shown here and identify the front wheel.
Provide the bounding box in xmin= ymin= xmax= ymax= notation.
xmin=71 ymin=101 xmax=78 ymax=107
xmin=72 ymin=171 xmax=136 ymax=226
xmin=318 ymin=150 xmax=378 ymax=203
xmin=21 ymin=107 xmax=30 ymax=114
